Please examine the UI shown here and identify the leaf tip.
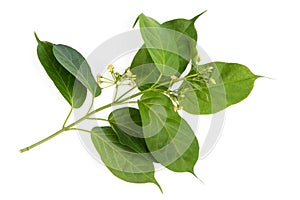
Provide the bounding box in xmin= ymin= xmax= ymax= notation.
xmin=34 ymin=32 xmax=41 ymax=43
xmin=133 ymin=13 xmax=143 ymax=28
xmin=189 ymin=169 xmax=196 ymax=176
xmin=191 ymin=10 xmax=208 ymax=22
xmin=256 ymin=74 xmax=268 ymax=79
xmin=189 ymin=170 xmax=205 ymax=184
xmin=153 ymin=179 xmax=163 ymax=193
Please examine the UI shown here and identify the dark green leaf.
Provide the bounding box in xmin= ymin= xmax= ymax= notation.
xmin=35 ymin=33 xmax=86 ymax=108
xmin=138 ymin=92 xmax=199 ymax=173
xmin=108 ymin=107 xmax=149 ymax=154
xmin=91 ymin=127 xmax=161 ymax=191
xmin=53 ymin=44 xmax=101 ymax=97
xmin=179 ymin=62 xmax=260 ymax=114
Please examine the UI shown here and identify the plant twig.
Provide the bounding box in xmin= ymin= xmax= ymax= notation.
xmin=62 ymin=108 xmax=73 ymax=128
xmin=87 ymin=117 xmax=108 ymax=121
xmin=68 ymin=128 xmax=91 ymax=133
xmin=19 ymin=73 xmax=191 ymax=154
xmin=19 ymin=99 xmax=140 ymax=153
xmin=19 ymin=128 xmax=67 ymax=153
xmin=115 ymin=85 xmax=137 ymax=102
xmin=113 ymin=85 xmax=119 ymax=102
xmin=86 ymin=97 xmax=94 ymax=115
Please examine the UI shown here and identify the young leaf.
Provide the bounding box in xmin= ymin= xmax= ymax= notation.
xmin=179 ymin=62 xmax=260 ymax=114
xmin=91 ymin=127 xmax=161 ymax=191
xmin=108 ymin=107 xmax=149 ymax=154
xmin=130 ymin=13 xmax=203 ymax=90
xmin=138 ymin=92 xmax=199 ymax=173
xmin=138 ymin=14 xmax=193 ymax=75
xmin=53 ymin=44 xmax=101 ymax=97
xmin=132 ymin=14 xmax=180 ymax=87
xmin=130 ymin=47 xmax=170 ymax=90
xmin=35 ymin=33 xmax=87 ymax=108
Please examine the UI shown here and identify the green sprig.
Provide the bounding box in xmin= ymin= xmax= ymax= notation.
xmin=20 ymin=11 xmax=261 ymax=193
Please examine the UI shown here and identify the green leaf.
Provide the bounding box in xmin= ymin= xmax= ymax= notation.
xmin=108 ymin=107 xmax=149 ymax=154
xmin=161 ymin=10 xmax=206 ymax=42
xmin=161 ymin=11 xmax=206 ymax=63
xmin=138 ymin=13 xmax=193 ymax=75
xmin=130 ymin=47 xmax=170 ymax=90
xmin=53 ymin=44 xmax=101 ymax=97
xmin=179 ymin=62 xmax=260 ymax=114
xmin=35 ymin=33 xmax=86 ymax=108
xmin=91 ymin=127 xmax=161 ymax=191
xmin=138 ymin=92 xmax=199 ymax=173
xmin=130 ymin=13 xmax=204 ymax=90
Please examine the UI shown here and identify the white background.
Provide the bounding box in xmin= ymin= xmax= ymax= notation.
xmin=1 ymin=0 xmax=299 ymax=199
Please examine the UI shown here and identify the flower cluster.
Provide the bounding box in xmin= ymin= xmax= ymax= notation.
xmin=97 ymin=64 xmax=137 ymax=88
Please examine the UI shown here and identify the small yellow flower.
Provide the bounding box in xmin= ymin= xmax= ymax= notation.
xmin=126 ymin=70 xmax=133 ymax=77
xmin=108 ymin=64 xmax=114 ymax=72
xmin=97 ymin=80 xmax=102 ymax=85
xmin=173 ymin=105 xmax=182 ymax=112
xmin=171 ymin=75 xmax=178 ymax=80
xmin=130 ymin=81 xmax=136 ymax=88
xmin=207 ymin=66 xmax=214 ymax=73
xmin=96 ymin=75 xmax=102 ymax=85
xmin=209 ymin=78 xmax=216 ymax=85
xmin=173 ymin=106 xmax=178 ymax=112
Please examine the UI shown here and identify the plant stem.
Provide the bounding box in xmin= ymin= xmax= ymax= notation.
xmin=19 ymin=100 xmax=137 ymax=153
xmin=19 ymin=128 xmax=67 ymax=153
xmin=115 ymin=85 xmax=137 ymax=102
xmin=101 ymin=76 xmax=114 ymax=82
xmin=86 ymin=97 xmax=94 ymax=115
xmin=68 ymin=128 xmax=91 ymax=133
xmin=101 ymin=84 xmax=115 ymax=89
xmin=101 ymin=80 xmax=114 ymax=84
xmin=113 ymin=85 xmax=119 ymax=101
xmin=88 ymin=117 xmax=108 ymax=121
xmin=151 ymin=73 xmax=163 ymax=89
xmin=19 ymin=74 xmax=193 ymax=153
xmin=62 ymin=108 xmax=73 ymax=128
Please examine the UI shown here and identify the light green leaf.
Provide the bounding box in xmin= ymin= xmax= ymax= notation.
xmin=53 ymin=44 xmax=101 ymax=97
xmin=108 ymin=107 xmax=149 ymax=154
xmin=179 ymin=62 xmax=260 ymax=114
xmin=130 ymin=47 xmax=170 ymax=90
xmin=162 ymin=11 xmax=205 ymax=42
xmin=138 ymin=92 xmax=199 ymax=173
xmin=161 ymin=11 xmax=206 ymax=63
xmin=91 ymin=127 xmax=161 ymax=191
xmin=130 ymin=13 xmax=204 ymax=90
xmin=138 ymin=14 xmax=193 ymax=75
xmin=35 ymin=33 xmax=86 ymax=108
